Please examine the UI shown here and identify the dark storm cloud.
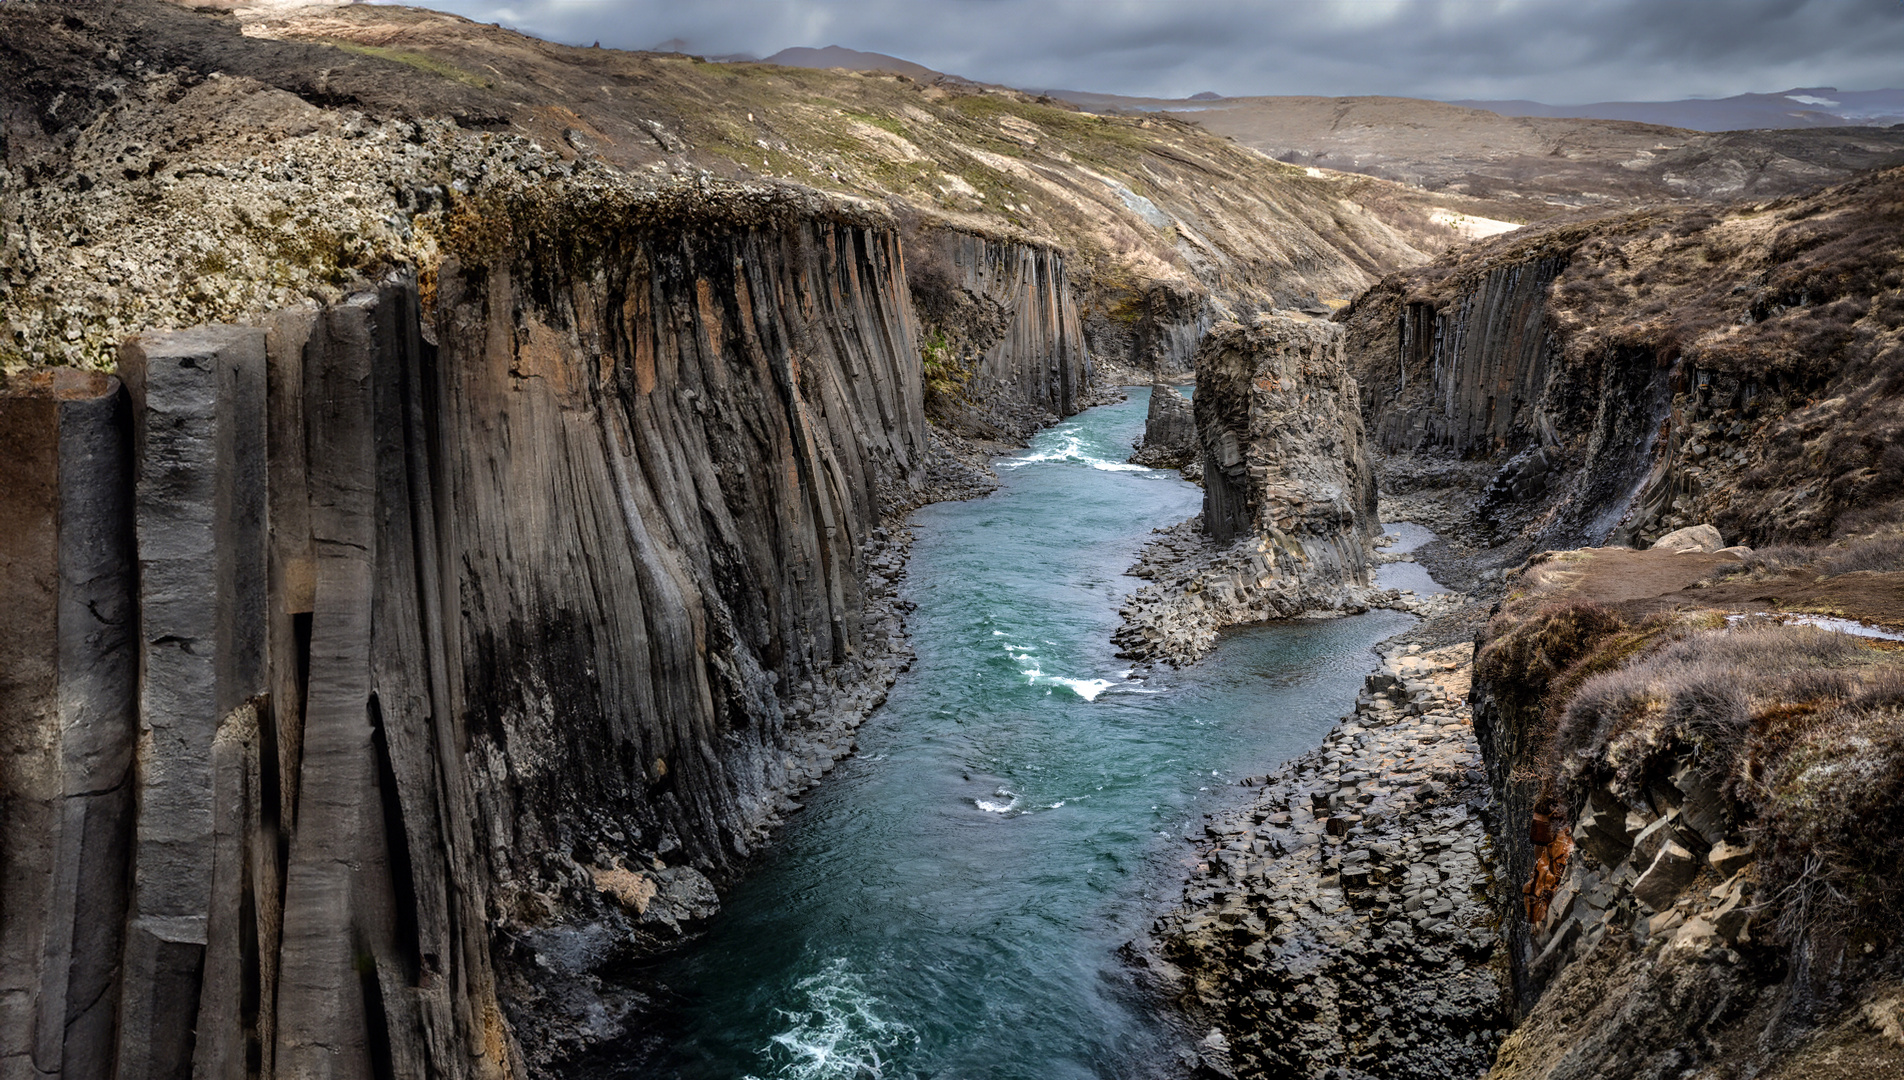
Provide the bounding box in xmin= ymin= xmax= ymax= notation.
xmin=409 ymin=0 xmax=1904 ymax=101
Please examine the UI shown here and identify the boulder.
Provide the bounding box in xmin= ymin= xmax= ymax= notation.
xmin=1708 ymin=839 xmax=1755 ymax=877
xmin=1651 ymin=523 xmax=1724 ymax=554
xmin=1572 ymin=788 xmax=1641 ymax=868
xmin=1633 ymin=839 xmax=1701 ymax=911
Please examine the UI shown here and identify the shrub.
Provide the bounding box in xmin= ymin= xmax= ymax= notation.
xmin=1820 ymin=532 xmax=1904 ymax=575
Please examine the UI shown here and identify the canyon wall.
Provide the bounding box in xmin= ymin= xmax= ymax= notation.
xmin=1345 ymin=255 xmax=1672 ymax=549
xmin=1467 ymin=546 xmax=1904 ymax=1078
xmin=1083 ymin=282 xmax=1214 ymax=382
xmin=907 ymin=227 xmax=1094 ymax=440
xmin=1343 ymin=166 xmax=1904 ymax=551
xmin=0 ymin=194 xmax=1071 ymax=1076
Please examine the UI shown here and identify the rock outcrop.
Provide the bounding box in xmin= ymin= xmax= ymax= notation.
xmin=1467 ymin=544 xmax=1904 ymax=1078
xmin=1115 ymin=316 xmax=1383 ymax=665
xmin=1128 ymin=381 xmax=1198 ymax=470
xmin=0 ymin=183 xmax=1090 ymax=1075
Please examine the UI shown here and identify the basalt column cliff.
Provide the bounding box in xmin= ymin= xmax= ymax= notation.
xmin=0 ymin=192 xmax=1055 ymax=1077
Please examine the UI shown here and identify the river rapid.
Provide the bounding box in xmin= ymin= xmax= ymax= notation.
xmin=612 ymin=389 xmax=1415 ymax=1080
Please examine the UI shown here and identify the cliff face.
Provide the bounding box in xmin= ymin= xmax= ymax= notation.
xmin=0 ymin=194 xmax=1055 ymax=1076
xmin=1114 ymin=317 xmax=1382 ymax=665
xmin=907 ymin=227 xmax=1093 ymax=440
xmin=1344 ymin=166 xmax=1904 ymax=550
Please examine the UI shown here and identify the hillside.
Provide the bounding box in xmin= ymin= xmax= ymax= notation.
xmin=0 ymin=0 xmax=1517 ymax=379
xmin=1051 ymin=91 xmax=1904 ymax=212
xmin=1453 ymin=86 xmax=1904 ymax=132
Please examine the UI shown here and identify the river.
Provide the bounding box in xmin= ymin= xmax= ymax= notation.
xmin=609 ymin=388 xmax=1417 ymax=1080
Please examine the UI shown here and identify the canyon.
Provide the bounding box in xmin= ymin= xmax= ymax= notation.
xmin=1 ymin=2 xmax=1902 ymax=1078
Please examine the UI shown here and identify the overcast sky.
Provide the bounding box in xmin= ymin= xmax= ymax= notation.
xmin=402 ymin=0 xmax=1904 ymax=103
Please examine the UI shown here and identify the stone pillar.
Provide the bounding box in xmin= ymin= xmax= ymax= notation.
xmin=0 ymin=369 xmax=137 ymax=1080
xmin=116 ymin=328 xmax=268 ymax=1080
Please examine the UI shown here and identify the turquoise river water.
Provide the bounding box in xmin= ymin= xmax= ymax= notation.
xmin=607 ymin=388 xmax=1416 ymax=1080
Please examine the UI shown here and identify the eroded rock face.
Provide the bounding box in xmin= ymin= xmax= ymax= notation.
xmin=1343 ymin=166 xmax=1904 ymax=550
xmin=1113 ymin=317 xmax=1382 ymax=666
xmin=1468 ymin=546 xmax=1904 ymax=1079
xmin=908 ymin=229 xmax=1093 ymax=441
xmin=1198 ymin=317 xmax=1378 ymax=562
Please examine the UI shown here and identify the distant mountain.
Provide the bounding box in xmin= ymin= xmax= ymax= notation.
xmin=755 ymin=45 xmax=948 ymax=82
xmin=1450 ymin=88 xmax=1904 ymax=132
xmin=1040 ymin=90 xmax=1904 ymax=208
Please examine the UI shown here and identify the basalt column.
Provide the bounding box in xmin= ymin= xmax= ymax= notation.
xmin=0 ymin=370 xmax=136 ymax=1080
xmin=116 ymin=328 xmax=269 ymax=1080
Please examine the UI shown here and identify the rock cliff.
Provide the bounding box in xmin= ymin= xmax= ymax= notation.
xmin=905 ymin=226 xmax=1093 ymax=440
xmin=1342 ymin=165 xmax=1904 ymax=554
xmin=1115 ymin=316 xmax=1383 ymax=665
xmin=0 ymin=184 xmax=1078 ymax=1075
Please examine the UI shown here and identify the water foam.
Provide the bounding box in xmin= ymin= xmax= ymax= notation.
xmin=976 ymin=787 xmax=1020 ymax=813
xmin=1003 ymin=431 xmax=1149 ymax=473
xmin=744 ymin=958 xmax=916 ymax=1080
xmin=998 ymin=638 xmax=1137 ymax=702
xmin=1049 ymin=676 xmax=1114 ymax=701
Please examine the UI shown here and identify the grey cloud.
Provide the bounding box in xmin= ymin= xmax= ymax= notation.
xmin=400 ymin=0 xmax=1904 ymax=102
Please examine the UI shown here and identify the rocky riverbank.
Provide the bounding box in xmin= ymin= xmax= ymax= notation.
xmin=1152 ymin=641 xmax=1511 ymax=1079
xmin=1114 ymin=520 xmax=1390 ymax=666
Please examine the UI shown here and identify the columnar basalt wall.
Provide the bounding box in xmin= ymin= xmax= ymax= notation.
xmin=1356 ymin=258 xmax=1568 ymax=459
xmin=1344 ymin=257 xmax=1680 ymax=548
xmin=0 ymin=203 xmax=961 ymax=1076
xmin=922 ymin=230 xmax=1093 ymax=438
